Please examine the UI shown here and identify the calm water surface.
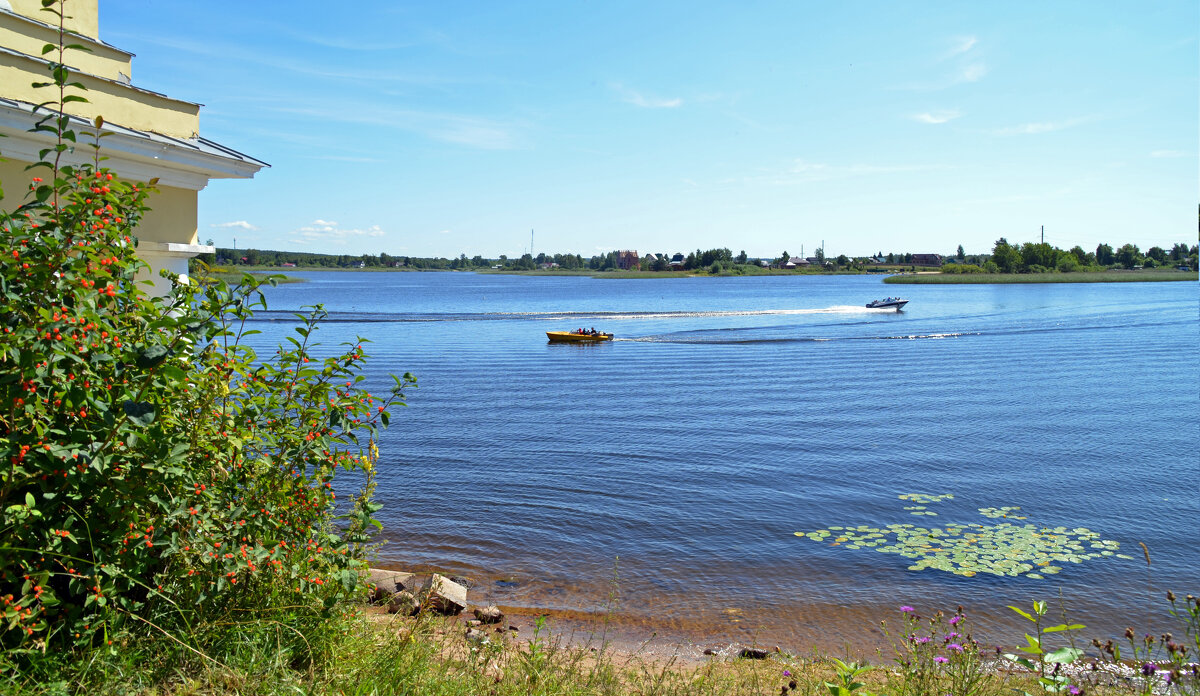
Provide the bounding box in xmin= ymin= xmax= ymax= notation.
xmin=250 ymin=272 xmax=1198 ymax=648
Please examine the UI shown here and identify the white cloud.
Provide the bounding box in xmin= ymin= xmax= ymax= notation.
xmin=611 ymin=82 xmax=682 ymax=109
xmin=291 ymin=220 xmax=386 ymax=244
xmin=1150 ymin=150 xmax=1187 ymax=158
xmin=212 ymin=220 xmax=259 ymax=230
xmin=946 ymin=35 xmax=978 ymax=58
xmin=993 ymin=117 xmax=1089 ymax=136
xmin=437 ymin=229 xmax=451 ymax=234
xmin=893 ymin=36 xmax=986 ymax=90
xmin=911 ymin=109 xmax=962 ymax=124
xmin=959 ymin=63 xmax=987 ymax=83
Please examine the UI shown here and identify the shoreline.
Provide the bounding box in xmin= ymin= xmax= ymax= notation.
xmin=203 ymin=265 xmax=1196 ymax=284
xmin=884 ymin=269 xmax=1196 ymax=284
xmin=365 ymin=564 xmax=1185 ymax=665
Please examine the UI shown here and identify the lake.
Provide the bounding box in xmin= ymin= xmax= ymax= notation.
xmin=248 ymin=271 xmax=1198 ymax=649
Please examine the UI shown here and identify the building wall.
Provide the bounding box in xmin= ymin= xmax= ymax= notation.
xmin=0 ymin=157 xmax=33 ymax=203
xmin=0 ymin=51 xmax=199 ymax=138
xmin=0 ymin=158 xmax=198 ymax=247
xmin=137 ymin=185 xmax=198 ymax=245
xmin=0 ymin=9 xmax=127 ymax=80
xmin=5 ymin=0 xmax=99 ymax=39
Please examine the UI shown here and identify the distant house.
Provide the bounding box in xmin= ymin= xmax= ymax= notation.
xmin=615 ymin=250 xmax=639 ymax=270
xmin=538 ymin=262 xmax=559 ymax=270
xmin=668 ymin=253 xmax=685 ymax=269
xmin=643 ymin=253 xmax=658 ymax=264
xmin=912 ymin=254 xmax=944 ymax=266
xmin=280 ymin=262 xmax=296 ymax=268
xmin=869 ymin=256 xmax=886 ymax=264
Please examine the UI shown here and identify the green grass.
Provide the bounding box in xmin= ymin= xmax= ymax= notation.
xmin=0 ymin=609 xmax=1109 ymax=696
xmin=6 ymin=595 xmax=1190 ymax=696
xmin=885 ymin=269 xmax=1197 ymax=284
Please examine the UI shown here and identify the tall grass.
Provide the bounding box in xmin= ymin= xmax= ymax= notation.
xmin=8 ymin=590 xmax=1195 ymax=695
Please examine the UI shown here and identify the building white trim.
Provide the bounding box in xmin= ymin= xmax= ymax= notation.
xmin=0 ymin=99 xmax=265 ymax=190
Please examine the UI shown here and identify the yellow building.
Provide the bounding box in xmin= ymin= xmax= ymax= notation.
xmin=0 ymin=0 xmax=265 ymax=294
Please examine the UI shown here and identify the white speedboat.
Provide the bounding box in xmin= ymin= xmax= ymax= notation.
xmin=866 ymin=297 xmax=908 ymax=311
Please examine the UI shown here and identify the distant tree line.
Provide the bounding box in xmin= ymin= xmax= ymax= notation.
xmin=973 ymin=239 xmax=1197 ymax=274
xmin=193 ymin=238 xmax=1197 ymax=275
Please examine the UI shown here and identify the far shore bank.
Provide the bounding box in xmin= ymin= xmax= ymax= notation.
xmin=885 ymin=269 xmax=1197 ymax=284
xmin=199 ymin=265 xmax=1196 ymax=284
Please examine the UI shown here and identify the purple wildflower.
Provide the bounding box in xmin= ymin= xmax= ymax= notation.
xmin=783 ymin=670 xmax=791 ymax=677
xmin=1068 ymin=687 xmax=1081 ymax=695
xmin=1142 ymin=663 xmax=1157 ymax=676
xmin=901 ymin=605 xmax=915 ymax=613
xmin=917 ymin=637 xmax=931 ymax=644
xmin=934 ymin=656 xmax=949 ymax=664
xmin=949 ymin=615 xmax=962 ymax=626
xmin=947 ymin=643 xmax=963 ymax=652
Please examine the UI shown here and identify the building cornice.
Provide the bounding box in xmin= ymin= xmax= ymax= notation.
xmin=0 ymin=98 xmax=267 ymax=190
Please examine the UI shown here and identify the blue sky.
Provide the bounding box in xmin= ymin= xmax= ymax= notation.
xmin=101 ymin=1 xmax=1196 ymax=259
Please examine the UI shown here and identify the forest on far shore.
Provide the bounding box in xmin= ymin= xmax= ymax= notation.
xmin=194 ymin=239 xmax=1197 ymax=274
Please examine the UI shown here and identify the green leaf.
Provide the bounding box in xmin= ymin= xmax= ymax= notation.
xmin=1018 ymin=633 xmax=1042 ymax=655
xmin=1043 ymin=647 xmax=1082 ymax=664
xmin=1007 ymin=605 xmax=1035 ymax=622
xmin=1003 ymin=654 xmax=1037 ymax=671
xmin=122 ymin=401 xmax=156 ymax=426
xmin=136 ymin=344 xmax=169 ymax=368
xmin=1042 ymin=623 xmax=1085 ymax=633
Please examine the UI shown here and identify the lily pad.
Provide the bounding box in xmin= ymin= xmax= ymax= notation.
xmin=795 ymin=495 xmax=1124 ymax=580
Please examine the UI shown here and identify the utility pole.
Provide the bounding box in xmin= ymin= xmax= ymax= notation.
xmin=1041 ymin=225 xmax=1044 ymax=244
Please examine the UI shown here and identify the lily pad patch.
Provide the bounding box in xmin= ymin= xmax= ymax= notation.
xmin=794 ymin=496 xmax=1123 ymax=579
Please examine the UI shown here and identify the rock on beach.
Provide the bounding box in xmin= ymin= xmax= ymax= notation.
xmin=366 ymin=568 xmax=417 ymax=604
xmin=421 ymin=573 xmax=468 ymax=615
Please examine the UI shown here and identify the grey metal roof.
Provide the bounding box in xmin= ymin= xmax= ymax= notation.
xmin=0 ymin=95 xmax=269 ymax=169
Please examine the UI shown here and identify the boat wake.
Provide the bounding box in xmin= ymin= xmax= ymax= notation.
xmin=620 ymin=331 xmax=977 ymax=345
xmin=250 ymin=305 xmax=883 ymax=323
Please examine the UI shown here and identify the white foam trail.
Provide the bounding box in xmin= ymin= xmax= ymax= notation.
xmin=541 ymin=305 xmax=884 ymax=321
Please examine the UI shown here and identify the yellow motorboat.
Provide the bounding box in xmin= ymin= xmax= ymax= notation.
xmin=547 ymin=330 xmax=614 ymax=343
